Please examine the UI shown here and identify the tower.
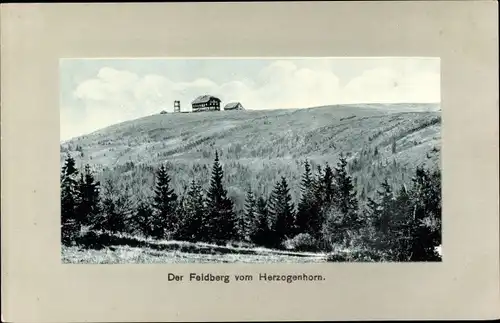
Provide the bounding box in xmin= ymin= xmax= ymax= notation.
xmin=174 ymin=100 xmax=181 ymax=113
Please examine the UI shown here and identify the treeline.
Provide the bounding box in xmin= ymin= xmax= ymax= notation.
xmin=61 ymin=150 xmax=441 ymax=261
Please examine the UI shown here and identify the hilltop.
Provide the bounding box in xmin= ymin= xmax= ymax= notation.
xmin=60 ymin=103 xmax=441 ymax=212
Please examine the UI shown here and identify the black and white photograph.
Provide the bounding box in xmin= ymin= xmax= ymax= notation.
xmin=60 ymin=57 xmax=442 ymax=264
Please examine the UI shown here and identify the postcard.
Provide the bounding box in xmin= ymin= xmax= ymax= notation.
xmin=1 ymin=2 xmax=498 ymax=322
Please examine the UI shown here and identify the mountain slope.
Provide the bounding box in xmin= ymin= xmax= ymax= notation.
xmin=60 ymin=104 xmax=441 ymax=212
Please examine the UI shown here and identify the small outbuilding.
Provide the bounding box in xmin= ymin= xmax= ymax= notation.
xmin=223 ymin=102 xmax=245 ymax=111
xmin=191 ymin=95 xmax=221 ymax=112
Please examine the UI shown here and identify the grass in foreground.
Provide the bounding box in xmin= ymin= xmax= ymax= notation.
xmin=62 ymin=230 xmax=441 ymax=264
xmin=62 ymin=230 xmax=329 ymax=263
xmin=61 ymin=245 xmax=328 ymax=264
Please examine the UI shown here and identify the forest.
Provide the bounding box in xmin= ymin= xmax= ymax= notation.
xmin=60 ymin=148 xmax=442 ymax=262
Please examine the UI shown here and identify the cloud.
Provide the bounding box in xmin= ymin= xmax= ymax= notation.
xmin=218 ymin=60 xmax=342 ymax=110
xmin=62 ymin=59 xmax=440 ymax=140
xmin=75 ymin=67 xmax=139 ymax=101
xmin=342 ymin=67 xmax=440 ymax=104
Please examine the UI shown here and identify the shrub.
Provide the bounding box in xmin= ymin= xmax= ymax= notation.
xmin=284 ymin=233 xmax=320 ymax=252
xmin=74 ymin=231 xmax=107 ymax=250
xmin=326 ymin=247 xmax=389 ymax=262
xmin=61 ymin=219 xmax=79 ymax=246
xmin=74 ymin=230 xmax=149 ymax=250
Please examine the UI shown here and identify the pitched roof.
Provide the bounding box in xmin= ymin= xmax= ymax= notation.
xmin=192 ymin=95 xmax=220 ymax=104
xmin=224 ymin=102 xmax=243 ymax=110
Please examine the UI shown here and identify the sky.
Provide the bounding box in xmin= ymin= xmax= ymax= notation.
xmin=60 ymin=57 xmax=440 ymax=141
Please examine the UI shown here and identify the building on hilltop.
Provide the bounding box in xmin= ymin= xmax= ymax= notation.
xmin=191 ymin=95 xmax=221 ymax=112
xmin=223 ymin=102 xmax=245 ymax=111
xmin=174 ymin=100 xmax=181 ymax=113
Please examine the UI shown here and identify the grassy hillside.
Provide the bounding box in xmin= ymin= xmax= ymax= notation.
xmin=60 ymin=103 xmax=441 ymax=213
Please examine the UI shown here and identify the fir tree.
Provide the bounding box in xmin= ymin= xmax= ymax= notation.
xmin=322 ymin=163 xmax=335 ymax=204
xmin=295 ymin=159 xmax=323 ymax=239
xmin=392 ymin=184 xmax=414 ymax=260
xmin=177 ymin=179 xmax=207 ymax=242
xmin=75 ymin=164 xmax=101 ymax=227
xmin=206 ymin=151 xmax=236 ymax=243
xmin=268 ymin=176 xmax=296 ymax=248
xmin=134 ymin=200 xmax=155 ymax=238
xmin=312 ymin=165 xmax=324 ymax=199
xmin=152 ymin=164 xmax=178 ymax=239
xmin=251 ymin=197 xmax=273 ymax=247
xmin=61 ymin=154 xmax=79 ymax=245
xmin=94 ymin=178 xmax=133 ymax=234
xmin=301 ymin=159 xmax=313 ymax=189
xmin=322 ymin=155 xmax=361 ymax=248
xmin=100 ymin=195 xmax=126 ymax=234
xmin=239 ymin=189 xmax=256 ymax=242
xmin=368 ymin=179 xmax=394 ymax=234
xmin=365 ymin=167 xmax=442 ymax=262
xmin=366 ymin=179 xmax=397 ymax=254
xmin=333 ymin=154 xmax=359 ymax=224
xmin=408 ymin=167 xmax=442 ymax=261
xmin=310 ymin=163 xmax=334 ymax=209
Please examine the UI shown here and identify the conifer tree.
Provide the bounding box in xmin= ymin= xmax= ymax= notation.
xmin=61 ymin=154 xmax=80 ymax=245
xmin=296 ymin=160 xmax=322 ymax=238
xmin=75 ymin=164 xmax=101 ymax=227
xmin=366 ymin=179 xmax=397 ymax=254
xmin=296 ymin=167 xmax=312 ymax=235
xmin=251 ymin=197 xmax=273 ymax=247
xmin=367 ymin=179 xmax=394 ymax=234
xmin=206 ymin=151 xmax=236 ymax=243
xmin=310 ymin=163 xmax=334 ymax=210
xmin=408 ymin=167 xmax=441 ymax=261
xmin=100 ymin=195 xmax=126 ymax=234
xmin=311 ymin=165 xmax=324 ymax=200
xmin=94 ymin=178 xmax=133 ymax=234
xmin=322 ymin=155 xmax=361 ymax=248
xmin=301 ymin=159 xmax=313 ymax=189
xmin=365 ymin=167 xmax=441 ymax=262
xmin=392 ymin=184 xmax=414 ymax=260
xmin=134 ymin=200 xmax=155 ymax=237
xmin=152 ymin=164 xmax=178 ymax=239
xmin=333 ymin=154 xmax=359 ymax=225
xmin=239 ymin=189 xmax=256 ymax=242
xmin=322 ymin=163 xmax=335 ymax=204
xmin=177 ymin=179 xmax=207 ymax=242
xmin=268 ymin=176 xmax=296 ymax=248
